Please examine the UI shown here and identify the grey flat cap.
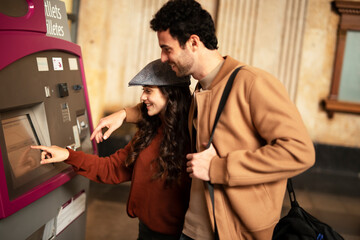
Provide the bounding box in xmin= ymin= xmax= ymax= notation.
xmin=128 ymin=59 xmax=190 ymax=86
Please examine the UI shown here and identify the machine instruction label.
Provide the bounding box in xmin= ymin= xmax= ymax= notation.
xmin=52 ymin=57 xmax=63 ymax=71
xmin=56 ymin=190 xmax=86 ymax=236
xmin=36 ymin=57 xmax=49 ymax=71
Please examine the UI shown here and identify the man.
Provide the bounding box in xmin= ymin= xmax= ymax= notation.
xmin=91 ymin=1 xmax=315 ymax=239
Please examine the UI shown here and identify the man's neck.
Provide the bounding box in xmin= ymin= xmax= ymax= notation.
xmin=192 ymin=49 xmax=224 ymax=81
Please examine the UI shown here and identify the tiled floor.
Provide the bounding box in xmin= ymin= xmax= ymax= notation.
xmin=85 ymin=181 xmax=360 ymax=240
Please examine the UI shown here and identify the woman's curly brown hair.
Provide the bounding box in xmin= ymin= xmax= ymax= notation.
xmin=125 ymin=85 xmax=191 ymax=186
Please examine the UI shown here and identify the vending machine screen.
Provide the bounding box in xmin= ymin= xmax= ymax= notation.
xmin=1 ymin=109 xmax=68 ymax=201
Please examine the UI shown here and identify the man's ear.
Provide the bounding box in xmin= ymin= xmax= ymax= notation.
xmin=187 ymin=34 xmax=201 ymax=51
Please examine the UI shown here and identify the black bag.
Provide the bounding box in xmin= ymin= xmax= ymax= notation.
xmin=272 ymin=179 xmax=344 ymax=240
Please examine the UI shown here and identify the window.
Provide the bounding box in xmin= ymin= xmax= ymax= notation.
xmin=323 ymin=1 xmax=360 ymax=117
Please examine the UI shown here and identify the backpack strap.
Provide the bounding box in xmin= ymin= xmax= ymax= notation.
xmin=206 ymin=66 xmax=243 ymax=239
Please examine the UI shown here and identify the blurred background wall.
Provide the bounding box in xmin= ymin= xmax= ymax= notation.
xmin=67 ymin=0 xmax=360 ymax=148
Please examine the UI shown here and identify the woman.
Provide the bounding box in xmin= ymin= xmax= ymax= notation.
xmin=32 ymin=59 xmax=192 ymax=240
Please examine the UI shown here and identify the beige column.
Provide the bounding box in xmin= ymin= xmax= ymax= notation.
xmin=216 ymin=0 xmax=308 ymax=101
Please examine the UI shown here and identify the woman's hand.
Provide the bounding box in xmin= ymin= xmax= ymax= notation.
xmin=90 ymin=109 xmax=127 ymax=143
xmin=31 ymin=145 xmax=69 ymax=164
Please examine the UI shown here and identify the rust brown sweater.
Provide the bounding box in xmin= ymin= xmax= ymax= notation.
xmin=65 ymin=128 xmax=190 ymax=235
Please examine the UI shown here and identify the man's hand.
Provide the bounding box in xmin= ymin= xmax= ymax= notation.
xmin=90 ymin=110 xmax=127 ymax=143
xmin=186 ymin=143 xmax=217 ymax=181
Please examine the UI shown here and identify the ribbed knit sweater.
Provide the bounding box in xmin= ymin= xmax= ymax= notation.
xmin=65 ymin=128 xmax=191 ymax=235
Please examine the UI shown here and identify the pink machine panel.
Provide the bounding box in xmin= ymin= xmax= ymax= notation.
xmin=0 ymin=0 xmax=96 ymax=218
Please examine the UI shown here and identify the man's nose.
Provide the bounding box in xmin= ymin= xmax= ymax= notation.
xmin=160 ymin=52 xmax=168 ymax=63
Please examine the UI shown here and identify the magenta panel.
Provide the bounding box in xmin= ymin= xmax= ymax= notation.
xmin=0 ymin=0 xmax=97 ymax=218
xmin=0 ymin=0 xmax=46 ymax=33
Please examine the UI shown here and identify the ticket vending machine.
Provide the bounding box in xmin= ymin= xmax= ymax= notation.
xmin=0 ymin=0 xmax=96 ymax=239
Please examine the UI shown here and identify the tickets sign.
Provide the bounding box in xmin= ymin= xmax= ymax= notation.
xmin=44 ymin=0 xmax=72 ymax=42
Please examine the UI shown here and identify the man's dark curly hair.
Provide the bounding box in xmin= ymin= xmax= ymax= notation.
xmin=125 ymin=85 xmax=191 ymax=186
xmin=150 ymin=0 xmax=218 ymax=50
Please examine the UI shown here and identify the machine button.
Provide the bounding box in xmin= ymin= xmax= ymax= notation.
xmin=58 ymin=83 xmax=69 ymax=97
xmin=72 ymin=84 xmax=83 ymax=91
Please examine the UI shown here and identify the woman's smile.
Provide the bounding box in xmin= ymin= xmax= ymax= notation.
xmin=141 ymin=86 xmax=167 ymax=116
